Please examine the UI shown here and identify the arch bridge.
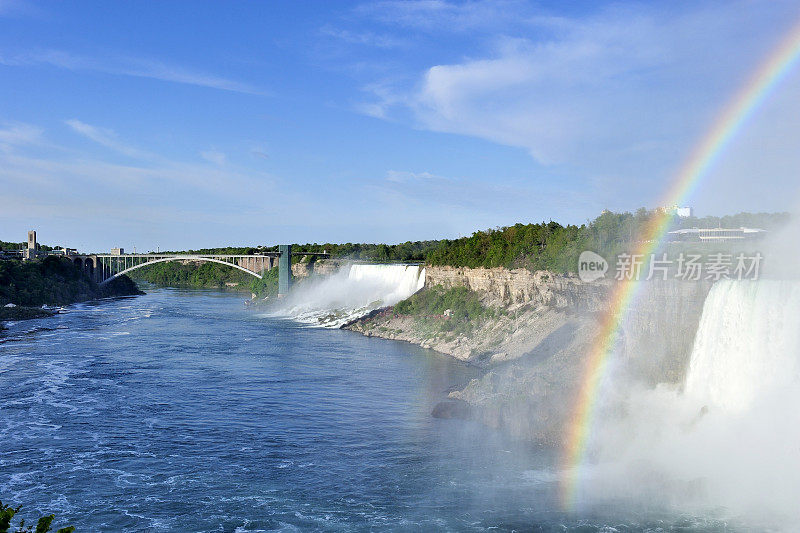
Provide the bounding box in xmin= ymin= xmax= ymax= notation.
xmin=72 ymin=245 xmax=325 ymax=295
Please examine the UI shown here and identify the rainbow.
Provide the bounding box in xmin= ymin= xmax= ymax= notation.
xmin=560 ymin=17 xmax=800 ymax=509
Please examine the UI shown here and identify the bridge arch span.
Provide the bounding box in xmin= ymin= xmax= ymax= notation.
xmin=99 ymin=256 xmax=263 ymax=286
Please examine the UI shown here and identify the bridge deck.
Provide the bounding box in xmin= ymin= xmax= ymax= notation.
xmin=92 ymin=252 xmax=330 ymax=258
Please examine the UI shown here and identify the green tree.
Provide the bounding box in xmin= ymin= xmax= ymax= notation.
xmin=0 ymin=501 xmax=74 ymax=533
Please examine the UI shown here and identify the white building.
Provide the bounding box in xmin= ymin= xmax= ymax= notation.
xmin=668 ymin=227 xmax=766 ymax=242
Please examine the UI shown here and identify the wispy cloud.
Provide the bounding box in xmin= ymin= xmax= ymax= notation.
xmin=0 ymin=121 xmax=43 ymax=148
xmin=0 ymin=123 xmax=278 ymax=230
xmin=0 ymin=49 xmax=265 ymax=95
xmin=361 ymin=2 xmax=800 ymax=175
xmin=65 ymin=119 xmax=152 ymax=159
xmin=355 ymin=0 xmax=531 ymax=32
xmin=321 ymin=25 xmax=408 ymax=48
xmin=200 ymin=149 xmax=227 ymax=166
xmin=250 ymin=148 xmax=270 ymax=160
xmin=375 ymin=168 xmax=594 ymax=227
xmin=355 ymin=80 xmax=408 ymax=119
xmin=385 ymin=170 xmax=451 ymax=182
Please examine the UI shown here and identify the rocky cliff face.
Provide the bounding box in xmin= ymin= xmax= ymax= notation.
xmin=619 ymin=279 xmax=713 ymax=385
xmin=347 ymin=266 xmax=609 ymax=365
xmin=292 ymin=259 xmax=345 ymax=279
xmin=424 ymin=266 xmax=608 ymax=311
xmin=451 ymin=277 xmax=714 ymax=445
xmin=346 ymin=264 xmax=715 ymax=445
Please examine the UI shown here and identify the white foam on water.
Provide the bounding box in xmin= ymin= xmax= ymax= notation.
xmin=269 ymin=263 xmax=425 ymax=328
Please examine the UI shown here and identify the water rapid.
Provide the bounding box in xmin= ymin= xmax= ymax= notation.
xmin=270 ymin=263 xmax=425 ymax=328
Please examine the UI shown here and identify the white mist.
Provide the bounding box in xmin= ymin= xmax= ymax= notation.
xmin=269 ymin=263 xmax=425 ymax=328
xmin=587 ymin=278 xmax=800 ymax=529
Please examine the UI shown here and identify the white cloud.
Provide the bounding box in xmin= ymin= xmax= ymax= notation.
xmin=200 ymin=149 xmax=227 ymax=166
xmin=356 ymin=0 xmax=530 ymax=33
xmin=65 ymin=119 xmax=151 ymax=159
xmin=0 ymin=128 xmax=277 ymax=230
xmin=321 ymin=26 xmax=407 ymax=48
xmin=0 ymin=121 xmax=42 ymax=148
xmin=357 ymin=1 xmax=800 ymax=211
xmin=250 ymin=148 xmax=269 ymax=160
xmin=0 ymin=49 xmax=265 ymax=95
xmin=385 ymin=170 xmax=450 ymax=182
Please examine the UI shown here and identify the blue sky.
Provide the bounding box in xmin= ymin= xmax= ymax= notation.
xmin=2 ymin=0 xmax=800 ymax=252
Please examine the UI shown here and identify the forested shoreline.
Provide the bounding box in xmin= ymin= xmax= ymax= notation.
xmin=0 ymin=256 xmax=142 ymax=327
xmin=161 ymin=209 xmax=790 ymax=273
xmin=2 ymin=210 xmax=788 ymax=309
xmin=128 ymin=260 xmax=279 ymax=298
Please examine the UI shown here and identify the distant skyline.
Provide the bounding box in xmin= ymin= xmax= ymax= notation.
xmin=2 ymin=0 xmax=800 ymax=252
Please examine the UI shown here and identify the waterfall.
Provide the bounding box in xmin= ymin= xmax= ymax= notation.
xmin=684 ymin=280 xmax=800 ymax=413
xmin=270 ymin=263 xmax=425 ymax=328
xmin=588 ymin=279 xmax=800 ymax=523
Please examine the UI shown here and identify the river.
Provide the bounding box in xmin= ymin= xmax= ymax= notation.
xmin=1 ymin=288 xmax=734 ymax=531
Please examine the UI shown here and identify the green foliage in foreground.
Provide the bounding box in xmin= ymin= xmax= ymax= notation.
xmin=394 ymin=286 xmax=495 ymax=321
xmin=0 ymin=256 xmax=141 ymax=306
xmin=0 ymin=501 xmax=74 ymax=533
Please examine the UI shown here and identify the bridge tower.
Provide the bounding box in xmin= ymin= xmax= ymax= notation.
xmin=278 ymin=244 xmax=292 ymax=295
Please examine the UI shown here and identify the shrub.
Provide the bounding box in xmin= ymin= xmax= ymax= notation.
xmin=393 ymin=285 xmax=492 ymax=321
xmin=0 ymin=501 xmax=74 ymax=533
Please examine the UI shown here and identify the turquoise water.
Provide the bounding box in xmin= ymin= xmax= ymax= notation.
xmin=0 ymin=289 xmax=729 ymax=531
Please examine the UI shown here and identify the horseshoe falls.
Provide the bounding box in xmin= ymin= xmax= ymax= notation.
xmin=684 ymin=279 xmax=800 ymax=413
xmin=589 ymin=279 xmax=800 ymax=528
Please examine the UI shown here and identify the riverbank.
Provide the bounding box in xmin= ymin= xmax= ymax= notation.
xmin=0 ymin=256 xmax=143 ymax=328
xmin=344 ymin=266 xmax=609 ymax=365
xmin=0 ymin=305 xmax=56 ymax=330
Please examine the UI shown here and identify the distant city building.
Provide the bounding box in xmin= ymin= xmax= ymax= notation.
xmin=0 ymin=249 xmax=23 ymax=260
xmin=23 ymin=230 xmax=38 ymax=260
xmin=668 ymin=227 xmax=766 ymax=242
xmin=111 ymin=247 xmax=125 ymax=255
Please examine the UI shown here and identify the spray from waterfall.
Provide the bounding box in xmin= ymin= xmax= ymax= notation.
xmin=581 ymin=276 xmax=800 ymax=528
xmin=267 ymin=263 xmax=425 ymax=328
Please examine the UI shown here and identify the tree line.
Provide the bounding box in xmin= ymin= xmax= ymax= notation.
xmin=425 ymin=209 xmax=789 ymax=273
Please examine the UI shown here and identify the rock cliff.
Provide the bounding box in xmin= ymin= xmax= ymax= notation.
xmin=424 ymin=265 xmax=608 ymax=310
xmin=345 ymin=264 xmax=714 ymax=444
xmin=292 ymin=259 xmax=346 ymax=279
